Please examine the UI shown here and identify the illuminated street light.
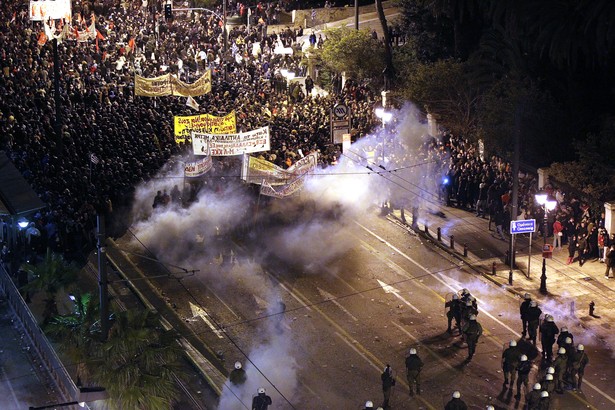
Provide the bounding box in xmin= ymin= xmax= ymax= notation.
xmin=535 ymin=192 xmax=557 ymax=294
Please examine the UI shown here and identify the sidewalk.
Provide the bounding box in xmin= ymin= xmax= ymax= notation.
xmin=387 ymin=204 xmax=615 ymax=350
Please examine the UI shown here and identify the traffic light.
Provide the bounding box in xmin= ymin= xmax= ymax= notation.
xmin=164 ymin=2 xmax=173 ymax=20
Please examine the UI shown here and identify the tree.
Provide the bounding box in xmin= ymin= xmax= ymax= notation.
xmin=21 ymin=249 xmax=79 ymax=324
xmin=399 ymin=59 xmax=480 ymax=136
xmin=46 ymin=292 xmax=101 ymax=382
xmin=90 ymin=309 xmax=184 ymax=410
xmin=316 ymin=27 xmax=385 ymax=85
xmin=375 ymin=0 xmax=394 ymax=90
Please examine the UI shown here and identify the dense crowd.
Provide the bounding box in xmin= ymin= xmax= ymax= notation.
xmin=0 ymin=0 xmax=607 ymax=271
xmin=0 ymin=0 xmax=378 ymax=261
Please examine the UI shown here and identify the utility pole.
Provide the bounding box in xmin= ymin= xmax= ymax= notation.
xmin=97 ymin=214 xmax=109 ymax=341
xmin=354 ymin=0 xmax=359 ymax=29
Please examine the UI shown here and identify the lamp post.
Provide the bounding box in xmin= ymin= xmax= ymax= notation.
xmin=374 ymin=107 xmax=392 ymax=166
xmin=535 ymin=193 xmax=557 ymax=294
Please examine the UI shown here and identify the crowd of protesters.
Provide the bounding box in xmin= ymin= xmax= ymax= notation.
xmin=0 ymin=0 xmax=608 ymax=273
xmin=421 ymin=132 xmax=610 ymax=269
xmin=0 ymin=0 xmax=379 ymax=262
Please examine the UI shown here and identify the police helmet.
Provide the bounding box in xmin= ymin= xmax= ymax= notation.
xmin=520 ymin=354 xmax=528 ymax=361
xmin=541 ymin=391 xmax=549 ymax=398
xmin=452 ymin=293 xmax=459 ymax=300
xmin=509 ymin=340 xmax=517 ymax=347
xmin=524 ymin=292 xmax=531 ymax=300
xmin=452 ymin=391 xmax=461 ymax=399
xmin=547 ymin=366 xmax=555 ymax=374
xmin=561 ymin=326 xmax=568 ymax=332
xmin=545 ymin=374 xmax=553 ymax=381
xmin=468 ymin=296 xmax=476 ymax=302
xmin=578 ymin=344 xmax=585 ymax=351
xmin=234 ymin=361 xmax=242 ymax=370
xmin=558 ymin=347 xmax=566 ymax=354
xmin=258 ymin=387 xmax=266 ymax=394
xmin=469 ymin=314 xmax=477 ymax=321
xmin=546 ymin=315 xmax=554 ymax=322
xmin=466 ymin=300 xmax=473 ymax=307
xmin=534 ymin=383 xmax=542 ymax=390
xmin=365 ymin=400 xmax=373 ymax=408
xmin=409 ymin=348 xmax=417 ymax=355
xmin=565 ymin=337 xmax=572 ymax=344
xmin=486 ymin=406 xmax=495 ymax=410
xmin=530 ymin=301 xmax=537 ymax=307
xmin=461 ymin=288 xmax=469 ymax=295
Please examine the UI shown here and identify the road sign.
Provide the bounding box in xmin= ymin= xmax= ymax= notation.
xmin=333 ymin=103 xmax=349 ymax=119
xmin=510 ymin=219 xmax=536 ymax=234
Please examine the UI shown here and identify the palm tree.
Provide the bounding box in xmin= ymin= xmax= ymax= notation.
xmin=90 ymin=309 xmax=184 ymax=410
xmin=21 ymin=248 xmax=79 ymax=324
xmin=46 ymin=292 xmax=101 ymax=383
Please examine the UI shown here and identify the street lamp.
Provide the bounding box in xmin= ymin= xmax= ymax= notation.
xmin=535 ymin=192 xmax=557 ymax=294
xmin=374 ymin=107 xmax=392 ymax=165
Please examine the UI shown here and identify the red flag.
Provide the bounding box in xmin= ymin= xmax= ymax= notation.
xmin=128 ymin=37 xmax=135 ymax=53
xmin=37 ymin=32 xmax=48 ymax=46
xmin=73 ymin=26 xmax=79 ymax=38
xmin=10 ymin=12 xmax=16 ymax=24
xmin=96 ymin=30 xmax=105 ymax=41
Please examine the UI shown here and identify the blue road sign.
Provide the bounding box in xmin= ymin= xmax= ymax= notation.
xmin=510 ymin=219 xmax=536 ymax=234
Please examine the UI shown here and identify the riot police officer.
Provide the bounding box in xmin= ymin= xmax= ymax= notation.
xmin=462 ymin=314 xmax=483 ymax=361
xmin=539 ymin=314 xmax=559 ymax=362
xmin=526 ymin=301 xmax=542 ymax=345
xmin=502 ymin=340 xmax=521 ymax=388
xmin=520 ymin=293 xmax=532 ymax=338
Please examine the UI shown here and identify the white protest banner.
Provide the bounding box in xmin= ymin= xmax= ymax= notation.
xmin=192 ymin=126 xmax=270 ymax=157
xmin=260 ymin=169 xmax=310 ymax=198
xmin=241 ymin=152 xmax=318 ymax=185
xmin=184 ymin=156 xmax=213 ymax=177
xmin=30 ymin=0 xmax=72 ymax=21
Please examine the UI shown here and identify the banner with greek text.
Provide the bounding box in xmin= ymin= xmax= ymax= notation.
xmin=135 ymin=71 xmax=212 ymax=97
xmin=241 ymin=152 xmax=318 ymax=186
xmin=259 ymin=170 xmax=310 ymax=198
xmin=184 ymin=156 xmax=213 ymax=177
xmin=192 ymin=127 xmax=270 ymax=157
xmin=174 ymin=111 xmax=236 ymax=144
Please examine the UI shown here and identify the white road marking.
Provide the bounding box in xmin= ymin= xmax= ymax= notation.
xmin=335 ymin=332 xmax=382 ymax=373
xmin=392 ymin=322 xmax=454 ymax=370
xmin=357 ymin=221 xmax=615 ymax=406
xmin=317 ymin=287 xmax=359 ymax=321
xmin=189 ymin=302 xmax=224 ymax=339
xmin=377 ymin=279 xmax=421 ymax=313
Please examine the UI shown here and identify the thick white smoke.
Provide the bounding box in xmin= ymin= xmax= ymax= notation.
xmin=124 ymin=101 xmax=438 ymax=408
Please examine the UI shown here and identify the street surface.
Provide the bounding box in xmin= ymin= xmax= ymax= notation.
xmin=116 ymin=202 xmax=615 ymax=409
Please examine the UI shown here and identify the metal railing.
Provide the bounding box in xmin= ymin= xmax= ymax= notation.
xmin=0 ymin=263 xmax=81 ymax=409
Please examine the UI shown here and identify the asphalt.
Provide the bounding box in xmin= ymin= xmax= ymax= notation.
xmin=386 ymin=203 xmax=615 ymax=352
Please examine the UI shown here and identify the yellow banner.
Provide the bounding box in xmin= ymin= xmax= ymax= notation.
xmin=174 ymin=111 xmax=236 ymax=143
xmin=135 ymin=71 xmax=212 ymax=97
xmin=135 ymin=74 xmax=172 ymax=97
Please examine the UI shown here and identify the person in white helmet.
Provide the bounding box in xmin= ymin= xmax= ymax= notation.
xmin=445 ymin=293 xmax=462 ymax=334
xmin=557 ymin=326 xmax=574 ymax=350
xmin=526 ymin=301 xmax=542 ymax=345
xmin=539 ymin=314 xmax=559 ymax=362
xmin=462 ymin=314 xmax=483 ymax=360
xmin=363 ymin=400 xmax=374 ymax=410
xmin=405 ymin=348 xmax=423 ymax=396
xmin=520 ymin=293 xmax=532 ymax=338
xmin=515 ymin=354 xmax=532 ymax=399
xmin=525 ymin=383 xmax=542 ymax=409
xmin=486 ymin=406 xmax=495 ymax=410
xmin=444 ymin=391 xmax=468 ymax=410
xmin=541 ymin=373 xmax=555 ymax=395
xmin=502 ymin=340 xmax=521 ymax=388
xmin=552 ymin=347 xmax=568 ymax=394
xmin=539 ymin=390 xmax=550 ymax=408
xmin=252 ymin=387 xmax=272 ymax=410
xmin=229 ymin=361 xmax=247 ymax=386
xmin=380 ymin=364 xmax=395 ymax=409
xmin=568 ymin=344 xmax=589 ymax=390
